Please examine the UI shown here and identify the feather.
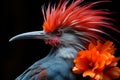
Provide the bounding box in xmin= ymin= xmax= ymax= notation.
xmin=42 ymin=0 xmax=120 ymax=44
xmin=42 ymin=0 xmax=117 ymax=33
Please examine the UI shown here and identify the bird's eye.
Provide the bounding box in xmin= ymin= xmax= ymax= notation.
xmin=56 ymin=30 xmax=62 ymax=36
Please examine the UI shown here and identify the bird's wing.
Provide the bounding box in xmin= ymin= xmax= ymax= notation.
xmin=15 ymin=54 xmax=53 ymax=80
xmin=15 ymin=58 xmax=46 ymax=80
xmin=15 ymin=66 xmax=47 ymax=80
xmin=15 ymin=58 xmax=75 ymax=80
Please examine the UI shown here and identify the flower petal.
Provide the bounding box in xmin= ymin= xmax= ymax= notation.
xmin=105 ymin=67 xmax=120 ymax=79
xmin=83 ymin=70 xmax=95 ymax=78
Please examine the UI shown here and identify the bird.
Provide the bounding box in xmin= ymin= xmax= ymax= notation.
xmin=9 ymin=0 xmax=120 ymax=80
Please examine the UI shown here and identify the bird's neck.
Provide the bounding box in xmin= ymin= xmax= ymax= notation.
xmin=48 ymin=45 xmax=80 ymax=59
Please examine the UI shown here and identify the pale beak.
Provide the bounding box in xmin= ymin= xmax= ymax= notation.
xmin=9 ymin=31 xmax=48 ymax=42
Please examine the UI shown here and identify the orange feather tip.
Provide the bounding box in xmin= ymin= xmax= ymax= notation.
xmin=72 ymin=40 xmax=120 ymax=80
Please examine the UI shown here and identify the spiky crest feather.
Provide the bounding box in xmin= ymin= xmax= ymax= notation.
xmin=42 ymin=0 xmax=114 ymax=33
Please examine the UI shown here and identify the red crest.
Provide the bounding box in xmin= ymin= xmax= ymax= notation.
xmin=42 ymin=0 xmax=117 ymax=33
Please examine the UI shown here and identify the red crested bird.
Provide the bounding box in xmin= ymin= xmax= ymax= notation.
xmin=9 ymin=0 xmax=120 ymax=80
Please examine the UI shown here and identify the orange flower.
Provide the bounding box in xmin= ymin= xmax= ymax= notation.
xmin=72 ymin=40 xmax=120 ymax=80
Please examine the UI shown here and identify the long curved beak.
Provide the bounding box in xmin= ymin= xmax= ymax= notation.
xmin=9 ymin=31 xmax=48 ymax=42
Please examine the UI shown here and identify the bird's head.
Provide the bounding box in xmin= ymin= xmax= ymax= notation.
xmin=10 ymin=0 xmax=116 ymax=49
xmin=9 ymin=26 xmax=83 ymax=48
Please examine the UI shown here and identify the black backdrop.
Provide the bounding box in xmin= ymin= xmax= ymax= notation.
xmin=1 ymin=0 xmax=120 ymax=80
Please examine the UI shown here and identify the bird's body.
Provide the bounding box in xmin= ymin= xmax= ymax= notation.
xmin=16 ymin=47 xmax=77 ymax=80
xmin=10 ymin=0 xmax=120 ymax=80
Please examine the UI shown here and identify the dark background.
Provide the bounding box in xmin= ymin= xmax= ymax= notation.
xmin=1 ymin=0 xmax=120 ymax=80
